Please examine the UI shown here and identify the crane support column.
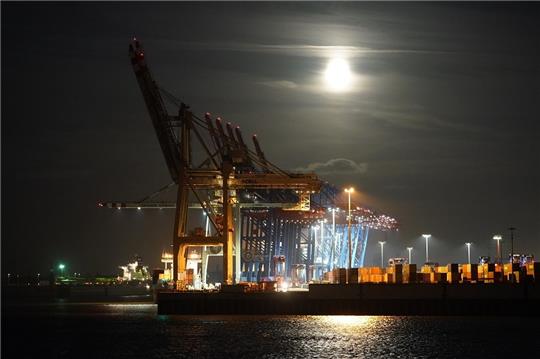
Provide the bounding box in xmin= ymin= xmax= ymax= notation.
xmin=234 ymin=204 xmax=242 ymax=283
xmin=222 ymin=162 xmax=234 ymax=285
xmin=173 ymin=239 xmax=180 ymax=283
xmin=172 ymin=106 xmax=191 ymax=283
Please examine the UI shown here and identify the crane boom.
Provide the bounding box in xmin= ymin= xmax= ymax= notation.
xmin=129 ymin=38 xmax=182 ymax=182
xmin=252 ymin=134 xmax=269 ymax=172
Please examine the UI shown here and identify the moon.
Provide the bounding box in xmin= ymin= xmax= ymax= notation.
xmin=324 ymin=58 xmax=352 ymax=92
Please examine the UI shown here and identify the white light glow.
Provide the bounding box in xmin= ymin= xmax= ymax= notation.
xmin=322 ymin=315 xmax=372 ymax=327
xmin=324 ymin=58 xmax=352 ymax=92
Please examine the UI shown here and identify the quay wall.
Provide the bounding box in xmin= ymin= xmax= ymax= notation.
xmin=157 ymin=283 xmax=540 ymax=316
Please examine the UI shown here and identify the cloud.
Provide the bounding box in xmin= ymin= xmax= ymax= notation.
xmin=295 ymin=158 xmax=368 ymax=175
xmin=248 ymin=44 xmax=449 ymax=58
xmin=356 ymin=104 xmax=495 ymax=134
xmin=258 ymin=80 xmax=298 ymax=89
xmin=159 ymin=39 xmax=450 ymax=59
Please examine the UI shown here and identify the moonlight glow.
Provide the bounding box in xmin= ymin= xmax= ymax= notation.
xmin=324 ymin=58 xmax=352 ymax=92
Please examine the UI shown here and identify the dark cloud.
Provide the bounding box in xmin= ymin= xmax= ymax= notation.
xmin=296 ymin=158 xmax=368 ymax=176
xmin=258 ymin=80 xmax=299 ymax=89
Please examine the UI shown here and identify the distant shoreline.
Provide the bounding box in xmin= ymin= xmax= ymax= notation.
xmin=2 ymin=284 xmax=154 ymax=304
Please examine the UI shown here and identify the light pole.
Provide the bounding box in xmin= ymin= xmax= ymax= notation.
xmin=312 ymin=225 xmax=320 ymax=280
xmin=508 ymin=227 xmax=516 ymax=263
xmin=312 ymin=225 xmax=320 ymax=260
xmin=330 ymin=208 xmax=337 ymax=270
xmin=407 ymin=247 xmax=413 ymax=264
xmin=344 ymin=187 xmax=354 ymax=283
xmin=58 ymin=264 xmax=65 ymax=278
xmin=331 ymin=208 xmax=336 ymax=237
xmin=320 ymin=219 xmax=328 ymax=269
xmin=379 ymin=241 xmax=386 ymax=268
xmin=465 ymin=242 xmax=472 ymax=264
xmin=313 ymin=224 xmax=319 ymax=263
xmin=203 ymin=211 xmax=210 ymax=236
xmin=422 ymin=234 xmax=431 ymax=263
xmin=332 ymin=208 xmax=336 ymax=268
xmin=335 ymin=233 xmax=342 ymax=268
xmin=493 ymin=235 xmax=502 ymax=263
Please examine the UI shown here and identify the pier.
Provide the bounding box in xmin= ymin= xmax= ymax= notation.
xmin=157 ymin=283 xmax=540 ymax=316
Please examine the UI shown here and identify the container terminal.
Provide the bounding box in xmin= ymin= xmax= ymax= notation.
xmin=101 ymin=39 xmax=539 ymax=315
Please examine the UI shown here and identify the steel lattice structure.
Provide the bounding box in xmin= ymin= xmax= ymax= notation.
xmin=238 ymin=205 xmax=397 ymax=282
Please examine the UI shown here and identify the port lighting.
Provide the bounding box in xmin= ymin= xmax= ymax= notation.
xmin=378 ymin=241 xmax=386 ymax=267
xmin=344 ymin=187 xmax=354 ymax=282
xmin=58 ymin=263 xmax=65 ymax=277
xmin=493 ymin=235 xmax=502 ymax=262
xmin=508 ymin=227 xmax=517 ymax=264
xmin=422 ymin=234 xmax=431 ymax=263
xmin=407 ymin=247 xmax=413 ymax=264
xmin=465 ymin=242 xmax=472 ymax=264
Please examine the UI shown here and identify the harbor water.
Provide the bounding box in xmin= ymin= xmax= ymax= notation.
xmin=3 ymin=302 xmax=539 ymax=358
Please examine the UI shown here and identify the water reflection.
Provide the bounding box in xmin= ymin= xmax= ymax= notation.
xmin=320 ymin=315 xmax=373 ymax=327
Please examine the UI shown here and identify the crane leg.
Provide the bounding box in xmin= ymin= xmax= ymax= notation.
xmin=222 ymin=162 xmax=234 ymax=285
xmin=234 ymin=205 xmax=242 ymax=283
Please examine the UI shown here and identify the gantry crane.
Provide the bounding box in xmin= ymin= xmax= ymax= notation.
xmin=127 ymin=38 xmax=322 ymax=286
xmin=102 ymin=39 xmax=398 ymax=288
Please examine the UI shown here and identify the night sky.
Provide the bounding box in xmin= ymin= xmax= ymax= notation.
xmin=2 ymin=2 xmax=539 ymax=275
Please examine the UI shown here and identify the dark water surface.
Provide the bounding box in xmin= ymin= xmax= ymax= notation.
xmin=3 ymin=302 xmax=539 ymax=358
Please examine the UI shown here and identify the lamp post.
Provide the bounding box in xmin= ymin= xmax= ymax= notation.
xmin=344 ymin=187 xmax=354 ymax=283
xmin=330 ymin=208 xmax=337 ymax=270
xmin=312 ymin=225 xmax=320 ymax=281
xmin=320 ymin=219 xmax=328 ymax=270
xmin=312 ymin=225 xmax=320 ymax=259
xmin=203 ymin=211 xmax=210 ymax=236
xmin=331 ymin=208 xmax=336 ymax=237
xmin=465 ymin=242 xmax=472 ymax=264
xmin=508 ymin=227 xmax=516 ymax=263
xmin=493 ymin=235 xmax=502 ymax=263
xmin=407 ymin=247 xmax=413 ymax=264
xmin=422 ymin=234 xmax=431 ymax=263
xmin=58 ymin=264 xmax=65 ymax=278
xmin=379 ymin=241 xmax=386 ymax=268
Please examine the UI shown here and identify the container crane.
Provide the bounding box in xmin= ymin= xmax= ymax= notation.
xmin=127 ymin=38 xmax=322 ymax=286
